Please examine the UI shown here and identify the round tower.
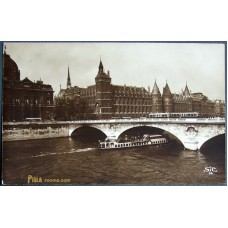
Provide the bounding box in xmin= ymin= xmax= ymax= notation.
xmin=151 ymin=80 xmax=162 ymax=113
xmin=162 ymin=82 xmax=173 ymax=113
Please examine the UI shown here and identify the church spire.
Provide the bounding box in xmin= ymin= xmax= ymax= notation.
xmin=67 ymin=65 xmax=71 ymax=89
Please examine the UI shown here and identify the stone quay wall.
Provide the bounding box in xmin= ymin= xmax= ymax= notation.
xmin=2 ymin=122 xmax=69 ymax=141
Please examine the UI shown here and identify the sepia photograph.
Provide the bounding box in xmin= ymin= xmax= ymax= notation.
xmin=1 ymin=41 xmax=226 ymax=185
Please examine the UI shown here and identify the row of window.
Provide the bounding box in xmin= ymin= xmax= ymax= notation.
xmin=115 ymin=99 xmax=151 ymax=105
xmin=11 ymin=98 xmax=52 ymax=105
xmin=115 ymin=106 xmax=151 ymax=113
xmin=102 ymin=139 xmax=166 ymax=149
xmin=80 ymin=91 xmax=151 ymax=97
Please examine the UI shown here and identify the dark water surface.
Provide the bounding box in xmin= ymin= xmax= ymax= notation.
xmin=2 ymin=136 xmax=226 ymax=185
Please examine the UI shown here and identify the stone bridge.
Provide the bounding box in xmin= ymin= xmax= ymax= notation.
xmin=68 ymin=118 xmax=225 ymax=151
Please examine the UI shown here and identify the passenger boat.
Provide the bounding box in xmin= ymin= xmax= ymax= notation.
xmin=99 ymin=134 xmax=169 ymax=149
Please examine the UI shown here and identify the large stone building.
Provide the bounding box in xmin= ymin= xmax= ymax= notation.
xmin=3 ymin=48 xmax=54 ymax=122
xmin=56 ymin=60 xmax=225 ymax=120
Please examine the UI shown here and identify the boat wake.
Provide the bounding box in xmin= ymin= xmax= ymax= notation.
xmin=31 ymin=148 xmax=96 ymax=158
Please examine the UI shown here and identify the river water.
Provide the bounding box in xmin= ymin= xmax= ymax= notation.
xmin=2 ymin=136 xmax=226 ymax=185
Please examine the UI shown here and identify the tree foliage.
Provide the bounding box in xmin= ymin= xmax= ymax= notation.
xmin=54 ymin=96 xmax=95 ymax=120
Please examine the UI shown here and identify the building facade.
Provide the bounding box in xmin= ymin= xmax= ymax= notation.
xmin=56 ymin=60 xmax=225 ymax=120
xmin=3 ymin=49 xmax=54 ymax=122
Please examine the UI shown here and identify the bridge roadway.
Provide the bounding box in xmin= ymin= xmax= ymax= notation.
xmin=68 ymin=117 xmax=225 ymax=124
xmin=67 ymin=117 xmax=225 ymax=151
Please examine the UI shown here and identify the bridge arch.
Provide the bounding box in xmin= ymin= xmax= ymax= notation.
xmin=70 ymin=125 xmax=107 ymax=139
xmin=115 ymin=125 xmax=185 ymax=147
xmin=199 ymin=133 xmax=225 ymax=150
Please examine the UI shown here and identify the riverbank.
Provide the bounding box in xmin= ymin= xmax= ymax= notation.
xmin=3 ymin=122 xmax=69 ymax=141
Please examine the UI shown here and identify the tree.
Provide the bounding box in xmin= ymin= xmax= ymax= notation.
xmin=54 ymin=96 xmax=95 ymax=120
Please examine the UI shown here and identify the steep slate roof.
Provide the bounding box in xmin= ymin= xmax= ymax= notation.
xmin=183 ymin=84 xmax=191 ymax=96
xmin=151 ymin=80 xmax=161 ymax=95
xmin=163 ymin=82 xmax=172 ymax=95
xmin=22 ymin=77 xmax=33 ymax=83
xmin=112 ymin=85 xmax=148 ymax=94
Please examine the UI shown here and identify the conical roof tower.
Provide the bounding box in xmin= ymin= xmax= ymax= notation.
xmin=163 ymin=82 xmax=172 ymax=95
xmin=162 ymin=81 xmax=173 ymax=113
xmin=152 ymin=80 xmax=161 ymax=95
xmin=151 ymin=80 xmax=162 ymax=113
xmin=183 ymin=83 xmax=191 ymax=97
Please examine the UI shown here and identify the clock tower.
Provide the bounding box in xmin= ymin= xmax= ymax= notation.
xmin=95 ymin=60 xmax=113 ymax=118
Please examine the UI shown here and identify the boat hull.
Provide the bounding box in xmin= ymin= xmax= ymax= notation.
xmin=99 ymin=137 xmax=170 ymax=150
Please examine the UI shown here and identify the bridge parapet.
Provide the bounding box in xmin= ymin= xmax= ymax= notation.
xmin=67 ymin=117 xmax=225 ymax=125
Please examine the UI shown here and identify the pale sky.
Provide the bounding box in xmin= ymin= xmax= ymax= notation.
xmin=4 ymin=42 xmax=225 ymax=100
